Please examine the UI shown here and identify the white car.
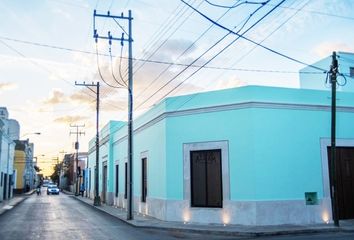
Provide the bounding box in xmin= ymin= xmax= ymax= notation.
xmin=47 ymin=184 xmax=60 ymax=195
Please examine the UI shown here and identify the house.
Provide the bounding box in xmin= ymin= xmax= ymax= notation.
xmin=87 ymin=85 xmax=354 ymax=225
xmin=13 ymin=140 xmax=36 ymax=193
xmin=0 ymin=107 xmax=19 ymax=201
xmin=300 ymin=52 xmax=354 ymax=92
xmin=59 ymin=152 xmax=87 ymax=193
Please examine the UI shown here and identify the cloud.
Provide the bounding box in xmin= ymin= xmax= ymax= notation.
xmin=313 ymin=42 xmax=354 ymax=58
xmin=54 ymin=115 xmax=89 ymax=124
xmin=0 ymin=82 xmax=17 ymax=92
xmin=52 ymin=8 xmax=73 ymax=21
xmin=43 ymin=89 xmax=66 ymax=105
xmin=213 ymin=75 xmax=247 ymax=90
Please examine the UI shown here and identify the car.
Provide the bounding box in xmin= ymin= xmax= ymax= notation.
xmin=42 ymin=179 xmax=50 ymax=187
xmin=47 ymin=184 xmax=60 ymax=195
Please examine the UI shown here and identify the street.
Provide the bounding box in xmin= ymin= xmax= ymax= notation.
xmin=0 ymin=191 xmax=233 ymax=240
xmin=0 ymin=192 xmax=354 ymax=240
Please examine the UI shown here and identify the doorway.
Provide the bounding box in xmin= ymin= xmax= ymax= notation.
xmin=328 ymin=147 xmax=354 ymax=219
xmin=102 ymin=162 xmax=107 ymax=203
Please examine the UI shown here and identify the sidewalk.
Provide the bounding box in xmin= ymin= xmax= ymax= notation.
xmin=0 ymin=189 xmax=35 ymax=216
xmin=71 ymin=194 xmax=354 ymax=237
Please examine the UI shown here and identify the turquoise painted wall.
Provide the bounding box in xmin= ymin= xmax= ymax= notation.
xmin=165 ymin=86 xmax=354 ymax=201
xmin=111 ymin=119 xmax=167 ymax=198
xmin=88 ymin=86 xmax=354 ymax=203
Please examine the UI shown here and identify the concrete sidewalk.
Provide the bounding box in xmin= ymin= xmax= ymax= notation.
xmin=71 ymin=194 xmax=354 ymax=237
xmin=0 ymin=190 xmax=35 ymax=216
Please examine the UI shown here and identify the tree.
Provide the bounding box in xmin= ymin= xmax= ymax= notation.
xmin=34 ymin=165 xmax=41 ymax=172
xmin=50 ymin=163 xmax=61 ymax=184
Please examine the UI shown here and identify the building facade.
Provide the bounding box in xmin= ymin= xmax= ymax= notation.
xmin=13 ymin=140 xmax=36 ymax=193
xmin=60 ymin=153 xmax=87 ymax=193
xmin=300 ymin=51 xmax=354 ymax=92
xmin=0 ymin=107 xmax=19 ymax=201
xmin=88 ymin=86 xmax=354 ymax=226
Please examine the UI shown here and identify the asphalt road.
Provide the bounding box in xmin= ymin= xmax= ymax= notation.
xmin=0 ymin=191 xmax=234 ymax=240
xmin=0 ymin=191 xmax=353 ymax=240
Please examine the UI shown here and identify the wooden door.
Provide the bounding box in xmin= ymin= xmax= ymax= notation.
xmin=328 ymin=147 xmax=354 ymax=219
xmin=102 ymin=164 xmax=107 ymax=203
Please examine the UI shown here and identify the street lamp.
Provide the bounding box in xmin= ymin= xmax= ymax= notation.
xmin=21 ymin=132 xmax=41 ymax=138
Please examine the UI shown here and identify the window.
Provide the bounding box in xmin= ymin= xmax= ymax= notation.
xmin=141 ymin=158 xmax=147 ymax=202
xmin=124 ymin=162 xmax=127 ymax=199
xmin=115 ymin=164 xmax=119 ymax=197
xmin=350 ymin=67 xmax=354 ymax=78
xmin=190 ymin=149 xmax=222 ymax=208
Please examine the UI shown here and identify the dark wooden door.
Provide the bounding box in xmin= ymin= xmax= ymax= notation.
xmin=102 ymin=164 xmax=107 ymax=203
xmin=328 ymin=147 xmax=354 ymax=219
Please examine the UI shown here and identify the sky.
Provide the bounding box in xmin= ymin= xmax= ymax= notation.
xmin=0 ymin=0 xmax=353 ymax=176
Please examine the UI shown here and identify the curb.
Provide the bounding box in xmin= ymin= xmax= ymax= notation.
xmin=71 ymin=196 xmax=352 ymax=237
xmin=0 ymin=196 xmax=28 ymax=216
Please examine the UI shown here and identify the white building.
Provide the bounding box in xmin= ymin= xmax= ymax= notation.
xmin=0 ymin=107 xmax=19 ymax=201
xmin=300 ymin=52 xmax=354 ymax=92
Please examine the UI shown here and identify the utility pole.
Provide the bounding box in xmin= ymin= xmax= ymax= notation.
xmin=75 ymin=81 xmax=101 ymax=206
xmin=93 ymin=9 xmax=134 ymax=220
xmin=329 ymin=51 xmax=339 ymax=227
xmin=70 ymin=124 xmax=85 ymax=196
xmin=59 ymin=150 xmax=67 ymax=190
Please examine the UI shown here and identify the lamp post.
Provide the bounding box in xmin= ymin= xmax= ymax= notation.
xmin=21 ymin=132 xmax=41 ymax=138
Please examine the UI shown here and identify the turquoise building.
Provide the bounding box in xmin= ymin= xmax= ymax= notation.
xmin=87 ymin=85 xmax=354 ymax=225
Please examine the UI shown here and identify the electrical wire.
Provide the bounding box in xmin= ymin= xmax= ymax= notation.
xmin=150 ymin=0 xmax=286 ymax=107
xmin=132 ymin=1 xmax=187 ymax=70
xmin=211 ymin=0 xmax=312 ymax=83
xmin=118 ymin=45 xmax=128 ymax=87
xmin=204 ymin=0 xmax=267 ymax=9
xmin=0 ymin=36 xmax=325 ymax=75
xmin=109 ymin=44 xmax=128 ymax=88
xmin=127 ymin=0 xmax=202 ymax=80
xmin=135 ymin=0 xmax=273 ymax=110
xmin=95 ymin=42 xmax=124 ymax=89
xmin=273 ymin=3 xmax=354 ymax=21
xmin=134 ymin=0 xmax=245 ymax=100
xmin=181 ymin=0 xmax=328 ymax=73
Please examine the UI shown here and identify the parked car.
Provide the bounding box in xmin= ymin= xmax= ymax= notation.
xmin=47 ymin=184 xmax=60 ymax=195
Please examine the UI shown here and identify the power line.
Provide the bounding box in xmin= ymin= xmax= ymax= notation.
xmin=127 ymin=0 xmax=201 ymax=80
xmin=211 ymin=0 xmax=310 ymax=82
xmin=135 ymin=0 xmax=269 ymax=101
xmin=204 ymin=0 xmax=267 ymax=9
xmin=273 ymin=3 xmax=354 ymax=21
xmin=0 ymin=36 xmax=323 ymax=75
xmin=95 ymin=42 xmax=124 ymax=89
xmin=135 ymin=0 xmax=275 ymax=110
xmin=181 ymin=0 xmax=328 ymax=73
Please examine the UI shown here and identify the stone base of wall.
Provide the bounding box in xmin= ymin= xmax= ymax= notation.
xmin=13 ymin=188 xmax=24 ymax=194
xmin=113 ymin=195 xmax=332 ymax=226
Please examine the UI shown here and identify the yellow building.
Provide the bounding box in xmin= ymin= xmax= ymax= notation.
xmin=13 ymin=149 xmax=26 ymax=193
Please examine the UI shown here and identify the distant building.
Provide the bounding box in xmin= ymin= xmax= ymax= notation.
xmin=300 ymin=51 xmax=354 ymax=91
xmin=0 ymin=107 xmax=19 ymax=201
xmin=13 ymin=140 xmax=36 ymax=193
xmin=88 ymin=85 xmax=354 ymax=226
xmin=59 ymin=152 xmax=87 ymax=193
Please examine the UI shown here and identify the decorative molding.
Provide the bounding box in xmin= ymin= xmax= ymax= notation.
xmin=112 ymin=101 xmax=354 ymax=146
